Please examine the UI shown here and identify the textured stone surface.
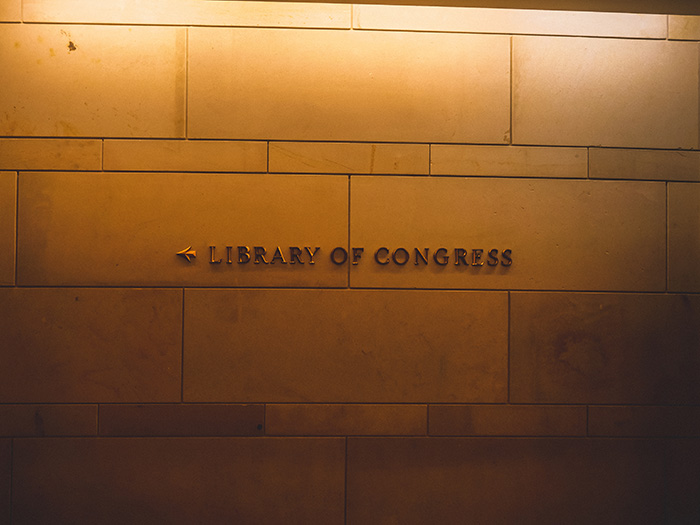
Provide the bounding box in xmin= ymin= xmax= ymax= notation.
xmin=0 ymin=405 xmax=96 ymax=437
xmin=590 ymin=147 xmax=700 ymax=182
xmin=669 ymin=15 xmax=700 ymax=40
xmin=354 ymin=5 xmax=666 ymax=38
xmin=104 ymin=140 xmax=267 ymax=172
xmin=0 ymin=139 xmax=102 ymax=170
xmin=513 ymin=37 xmax=698 ymax=149
xmin=431 ymin=145 xmax=586 ymax=178
xmin=12 ymin=437 xmax=345 ymax=524
xmin=0 ymin=288 xmax=182 ymax=403
xmin=270 ymin=142 xmax=429 ymax=174
xmin=350 ymin=176 xmax=665 ymax=291
xmin=99 ymin=404 xmax=264 ymax=436
xmin=17 ymin=172 xmax=348 ymax=287
xmin=23 ymin=0 xmax=351 ymax=28
xmin=0 ymin=172 xmax=15 ymax=285
xmin=589 ymin=406 xmax=700 ymax=437
xmin=184 ymin=289 xmax=508 ymax=403
xmin=510 ymin=293 xmax=700 ymax=404
xmin=0 ymin=0 xmax=20 ymax=21
xmin=0 ymin=24 xmax=185 ymax=137
xmin=267 ymin=404 xmax=427 ymax=435
xmin=347 ymin=437 xmax=700 ymax=524
xmin=429 ymin=405 xmax=586 ymax=436
xmin=669 ymin=183 xmax=700 ymax=292
xmin=188 ymin=28 xmax=510 ymax=143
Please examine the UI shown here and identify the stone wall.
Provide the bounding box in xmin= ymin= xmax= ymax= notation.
xmin=1 ymin=1 xmax=699 ymax=522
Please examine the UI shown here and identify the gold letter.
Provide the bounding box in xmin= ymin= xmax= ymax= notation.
xmin=454 ymin=248 xmax=468 ymax=266
xmin=501 ymin=249 xmax=513 ymax=267
xmin=254 ymin=246 xmax=269 ymax=264
xmin=330 ymin=247 xmax=348 ymax=265
xmin=374 ymin=247 xmax=390 ymax=265
xmin=351 ymin=247 xmax=364 ymax=265
xmin=226 ymin=246 xmax=233 ymax=264
xmin=433 ymin=248 xmax=449 ymax=266
xmin=392 ymin=248 xmax=409 ymax=265
xmin=305 ymin=247 xmax=320 ymax=265
xmin=270 ymin=246 xmax=287 ymax=264
xmin=209 ymin=246 xmax=222 ymax=264
xmin=414 ymin=248 xmax=429 ymax=265
xmin=238 ymin=246 xmax=250 ymax=264
xmin=290 ymin=246 xmax=303 ymax=264
xmin=472 ymin=249 xmax=484 ymax=266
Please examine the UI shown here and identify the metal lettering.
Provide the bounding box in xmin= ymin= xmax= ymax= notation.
xmin=472 ymin=249 xmax=484 ymax=266
xmin=254 ymin=246 xmax=268 ymax=264
xmin=238 ymin=246 xmax=251 ymax=264
xmin=290 ymin=246 xmax=303 ymax=264
xmin=433 ymin=248 xmax=449 ymax=266
xmin=305 ymin=246 xmax=320 ymax=265
xmin=501 ymin=249 xmax=513 ymax=266
xmin=330 ymin=246 xmax=348 ymax=265
xmin=270 ymin=246 xmax=287 ymax=264
xmin=487 ymin=249 xmax=499 ymax=266
xmin=351 ymin=247 xmax=364 ymax=265
xmin=209 ymin=246 xmax=222 ymax=264
xmin=454 ymin=248 xmax=468 ymax=266
xmin=392 ymin=247 xmax=409 ymax=265
xmin=374 ymin=247 xmax=390 ymax=265
xmin=414 ymin=248 xmax=429 ymax=265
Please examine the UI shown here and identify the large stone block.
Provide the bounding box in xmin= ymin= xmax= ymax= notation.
xmin=17 ymin=172 xmax=348 ymax=287
xmin=0 ymin=24 xmax=185 ymax=137
xmin=590 ymin=147 xmax=700 ymax=182
xmin=510 ymin=293 xmax=700 ymax=404
xmin=430 ymin=145 xmax=586 ymax=178
xmin=188 ymin=28 xmax=510 ymax=143
xmin=12 ymin=437 xmax=345 ymax=524
xmin=589 ymin=406 xmax=700 ymax=437
xmin=513 ymin=37 xmax=698 ymax=149
xmin=266 ymin=404 xmax=427 ymax=436
xmin=429 ymin=404 xmax=586 ymax=436
xmin=0 ymin=405 xmax=96 ymax=437
xmin=347 ymin=437 xmax=700 ymax=523
xmin=103 ymin=140 xmax=267 ymax=172
xmin=349 ymin=176 xmax=665 ymax=291
xmin=0 ymin=139 xmax=102 ymax=171
xmin=669 ymin=182 xmax=700 ymax=292
xmin=0 ymin=288 xmax=182 ymax=403
xmin=270 ymin=142 xmax=429 ymax=175
xmin=99 ymin=404 xmax=264 ymax=436
xmin=23 ymin=0 xmax=350 ymax=28
xmin=0 ymin=172 xmax=15 ymax=285
xmin=184 ymin=289 xmax=508 ymax=403
xmin=354 ymin=5 xmax=667 ymax=38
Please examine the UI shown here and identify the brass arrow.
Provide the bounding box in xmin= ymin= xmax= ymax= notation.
xmin=176 ymin=246 xmax=197 ymax=263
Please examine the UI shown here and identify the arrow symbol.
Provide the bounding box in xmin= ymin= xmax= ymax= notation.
xmin=176 ymin=246 xmax=197 ymax=263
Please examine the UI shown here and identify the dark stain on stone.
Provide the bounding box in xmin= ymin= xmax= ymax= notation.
xmin=68 ymin=41 xmax=77 ymax=52
xmin=34 ymin=410 xmax=46 ymax=436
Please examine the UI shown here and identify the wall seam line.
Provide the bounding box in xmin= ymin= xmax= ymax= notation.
xmin=509 ymin=36 xmax=513 ymax=145
xmin=344 ymin=436 xmax=348 ymax=525
xmin=347 ymin=176 xmax=351 ymax=289
xmin=665 ymin=182 xmax=669 ymax=292
xmin=185 ymin=27 xmax=189 ymax=139
xmin=507 ymin=291 xmax=511 ymax=404
xmin=181 ymin=287 xmax=185 ymax=402
xmin=14 ymin=170 xmax=18 ymax=286
xmin=9 ymin=438 xmax=13 ymax=524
